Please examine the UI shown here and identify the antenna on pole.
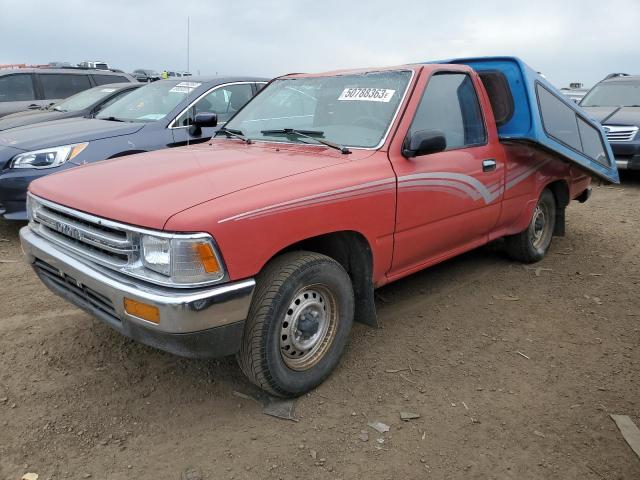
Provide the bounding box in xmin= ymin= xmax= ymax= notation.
xmin=186 ymin=15 xmax=191 ymax=149
xmin=187 ymin=16 xmax=190 ymax=73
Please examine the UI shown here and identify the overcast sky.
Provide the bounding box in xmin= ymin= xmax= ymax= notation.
xmin=1 ymin=0 xmax=638 ymax=88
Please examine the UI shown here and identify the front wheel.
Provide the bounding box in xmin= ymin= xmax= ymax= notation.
xmin=237 ymin=251 xmax=354 ymax=397
xmin=505 ymin=189 xmax=557 ymax=263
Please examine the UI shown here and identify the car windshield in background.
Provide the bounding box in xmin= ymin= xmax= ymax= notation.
xmin=53 ymin=85 xmax=122 ymax=112
xmin=96 ymin=80 xmax=201 ymax=122
xmin=225 ymin=70 xmax=412 ymax=148
xmin=581 ymin=82 xmax=640 ymax=107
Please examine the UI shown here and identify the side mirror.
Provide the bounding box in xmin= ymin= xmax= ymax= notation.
xmin=188 ymin=112 xmax=218 ymax=136
xmin=402 ymin=129 xmax=447 ymax=158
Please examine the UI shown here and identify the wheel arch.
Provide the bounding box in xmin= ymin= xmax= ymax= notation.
xmin=263 ymin=230 xmax=378 ymax=327
xmin=545 ymin=179 xmax=570 ymax=236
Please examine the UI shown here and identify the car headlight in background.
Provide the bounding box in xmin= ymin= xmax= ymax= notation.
xmin=141 ymin=234 xmax=224 ymax=285
xmin=11 ymin=143 xmax=88 ymax=169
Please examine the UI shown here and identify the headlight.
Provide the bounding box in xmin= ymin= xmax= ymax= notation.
xmin=28 ymin=193 xmax=226 ymax=288
xmin=140 ymin=234 xmax=224 ymax=284
xmin=11 ymin=143 xmax=88 ymax=169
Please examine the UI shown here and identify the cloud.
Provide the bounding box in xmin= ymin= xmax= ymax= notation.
xmin=0 ymin=0 xmax=638 ymax=87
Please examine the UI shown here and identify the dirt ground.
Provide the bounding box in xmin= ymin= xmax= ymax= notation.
xmin=1 ymin=175 xmax=639 ymax=480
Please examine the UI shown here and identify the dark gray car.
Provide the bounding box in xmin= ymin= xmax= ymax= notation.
xmin=132 ymin=69 xmax=161 ymax=82
xmin=0 ymin=68 xmax=136 ymax=118
xmin=0 ymin=83 xmax=141 ymax=131
xmin=0 ymin=76 xmax=268 ymax=220
xmin=580 ymin=74 xmax=640 ymax=171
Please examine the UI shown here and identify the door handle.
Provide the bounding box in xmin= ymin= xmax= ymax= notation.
xmin=482 ymin=159 xmax=497 ymax=172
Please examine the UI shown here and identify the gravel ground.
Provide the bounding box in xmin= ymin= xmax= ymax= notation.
xmin=0 ymin=175 xmax=639 ymax=480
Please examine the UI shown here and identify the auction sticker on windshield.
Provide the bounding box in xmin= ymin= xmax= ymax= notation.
xmin=338 ymin=88 xmax=395 ymax=102
xmin=169 ymin=82 xmax=202 ymax=94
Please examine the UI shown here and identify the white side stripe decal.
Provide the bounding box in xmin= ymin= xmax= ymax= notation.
xmin=218 ymin=178 xmax=395 ymax=223
xmin=219 ymin=162 xmax=550 ymax=223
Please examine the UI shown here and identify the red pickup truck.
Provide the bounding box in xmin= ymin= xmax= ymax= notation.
xmin=20 ymin=57 xmax=617 ymax=397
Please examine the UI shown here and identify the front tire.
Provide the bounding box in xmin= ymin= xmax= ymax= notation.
xmin=505 ymin=188 xmax=557 ymax=263
xmin=237 ymin=251 xmax=354 ymax=397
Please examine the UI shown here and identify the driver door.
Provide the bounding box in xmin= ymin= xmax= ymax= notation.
xmin=170 ymin=82 xmax=254 ymax=146
xmin=389 ymin=71 xmax=504 ymax=276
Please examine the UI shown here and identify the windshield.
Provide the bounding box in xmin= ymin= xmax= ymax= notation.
xmin=96 ymin=80 xmax=201 ymax=122
xmin=53 ymin=85 xmax=122 ymax=112
xmin=225 ymin=70 xmax=412 ymax=148
xmin=581 ymin=82 xmax=640 ymax=107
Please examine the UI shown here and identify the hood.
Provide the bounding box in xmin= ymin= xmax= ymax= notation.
xmin=29 ymin=141 xmax=367 ymax=230
xmin=0 ymin=110 xmax=73 ymax=132
xmin=0 ymin=117 xmax=144 ymax=151
xmin=581 ymin=106 xmax=640 ymax=126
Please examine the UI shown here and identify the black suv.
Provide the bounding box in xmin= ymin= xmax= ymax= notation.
xmin=0 ymin=68 xmax=136 ymax=118
xmin=580 ymin=74 xmax=640 ymax=171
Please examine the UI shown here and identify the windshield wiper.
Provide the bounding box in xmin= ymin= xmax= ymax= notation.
xmin=52 ymin=106 xmax=67 ymax=112
xmin=101 ymin=116 xmax=125 ymax=122
xmin=260 ymin=128 xmax=351 ymax=154
xmin=215 ymin=126 xmax=252 ymax=144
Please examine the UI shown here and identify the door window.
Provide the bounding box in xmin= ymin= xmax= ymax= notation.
xmin=409 ymin=73 xmax=487 ymax=150
xmin=0 ymin=74 xmax=36 ymax=102
xmin=40 ymin=74 xmax=91 ymax=99
xmin=174 ymin=83 xmax=254 ymax=127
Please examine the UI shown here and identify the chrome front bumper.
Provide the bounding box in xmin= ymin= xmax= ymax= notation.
xmin=20 ymin=226 xmax=256 ymax=358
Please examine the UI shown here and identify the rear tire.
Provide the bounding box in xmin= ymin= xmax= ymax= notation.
xmin=237 ymin=251 xmax=354 ymax=397
xmin=505 ymin=189 xmax=556 ymax=263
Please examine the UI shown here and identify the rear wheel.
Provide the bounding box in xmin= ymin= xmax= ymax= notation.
xmin=505 ymin=189 xmax=556 ymax=263
xmin=237 ymin=251 xmax=354 ymax=397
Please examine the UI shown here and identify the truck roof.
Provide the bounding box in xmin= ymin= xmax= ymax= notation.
xmin=280 ymin=63 xmax=471 ymax=79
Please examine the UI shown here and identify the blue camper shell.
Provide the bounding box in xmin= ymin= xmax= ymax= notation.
xmin=427 ymin=57 xmax=619 ymax=184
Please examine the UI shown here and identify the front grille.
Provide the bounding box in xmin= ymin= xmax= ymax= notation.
xmin=604 ymin=125 xmax=638 ymax=142
xmin=30 ymin=198 xmax=137 ymax=269
xmin=34 ymin=258 xmax=118 ymax=320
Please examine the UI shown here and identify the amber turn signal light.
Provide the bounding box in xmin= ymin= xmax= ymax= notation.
xmin=193 ymin=242 xmax=221 ymax=273
xmin=124 ymin=298 xmax=160 ymax=324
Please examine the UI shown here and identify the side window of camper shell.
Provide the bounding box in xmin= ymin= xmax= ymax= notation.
xmin=536 ymin=83 xmax=609 ymax=166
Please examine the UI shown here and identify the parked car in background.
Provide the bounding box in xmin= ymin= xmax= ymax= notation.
xmin=0 ymin=76 xmax=268 ymax=219
xmin=168 ymin=71 xmax=193 ymax=78
xmin=132 ymin=69 xmax=161 ymax=82
xmin=0 ymin=83 xmax=141 ymax=131
xmin=0 ymin=68 xmax=136 ymax=118
xmin=79 ymin=61 xmax=110 ymax=70
xmin=580 ymin=74 xmax=640 ymax=171
xmin=561 ymin=82 xmax=589 ymax=103
xmin=18 ymin=57 xmax=616 ymax=397
xmin=47 ymin=62 xmax=73 ymax=69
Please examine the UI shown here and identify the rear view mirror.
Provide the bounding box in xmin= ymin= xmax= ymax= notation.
xmin=402 ymin=129 xmax=447 ymax=158
xmin=189 ymin=112 xmax=218 ymax=136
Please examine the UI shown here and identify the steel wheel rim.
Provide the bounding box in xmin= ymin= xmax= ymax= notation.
xmin=530 ymin=202 xmax=550 ymax=249
xmin=279 ymin=284 xmax=339 ymax=371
